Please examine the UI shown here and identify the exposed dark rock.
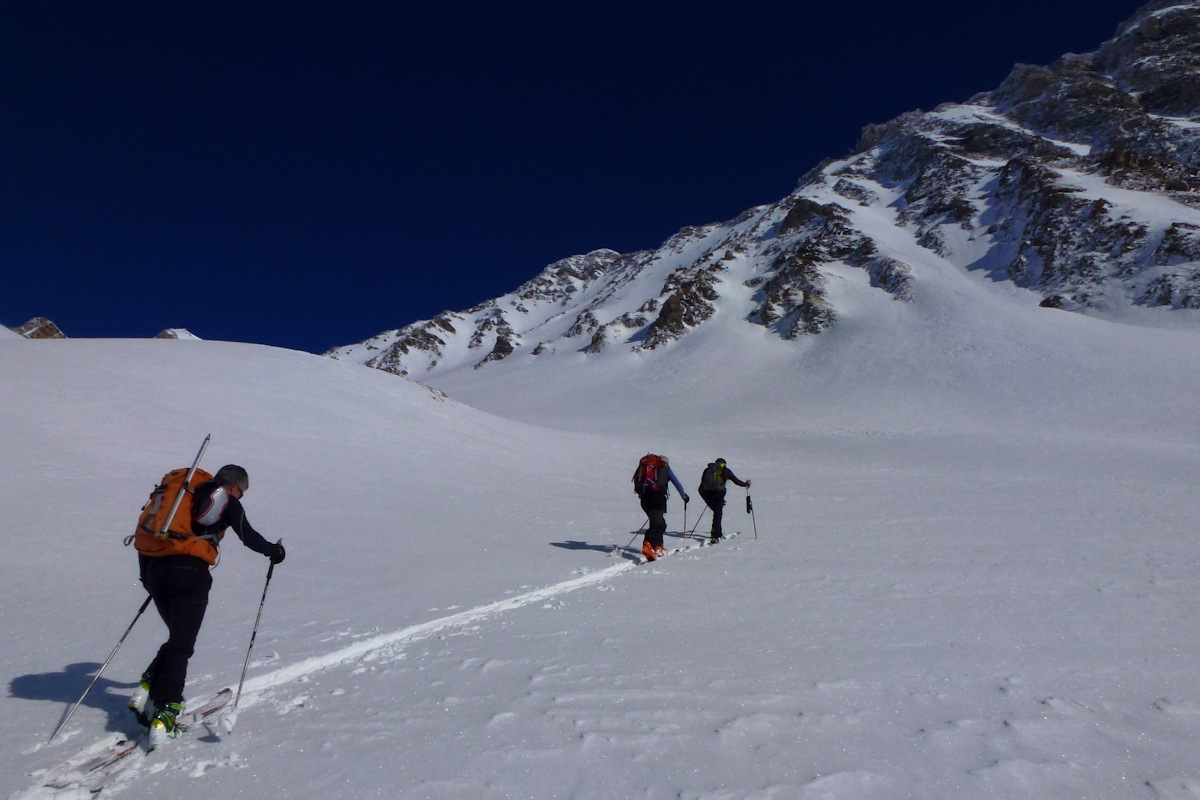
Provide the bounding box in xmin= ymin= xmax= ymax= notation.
xmin=752 ymin=251 xmax=836 ymax=338
xmin=832 ymin=178 xmax=879 ymax=207
xmin=476 ymin=329 xmax=516 ymax=367
xmin=13 ymin=317 xmax=66 ymax=339
xmin=642 ymin=290 xmax=713 ymax=350
xmin=585 ymin=324 xmax=610 ymax=354
xmin=865 ymin=257 xmax=915 ymax=301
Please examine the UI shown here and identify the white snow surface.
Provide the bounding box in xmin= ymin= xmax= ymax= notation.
xmin=4 ymin=267 xmax=1200 ymax=798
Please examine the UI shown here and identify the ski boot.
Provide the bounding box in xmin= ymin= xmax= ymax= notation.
xmin=127 ymin=678 xmax=152 ymax=728
xmin=642 ymin=541 xmax=657 ymax=561
xmin=148 ymin=702 xmax=186 ymax=748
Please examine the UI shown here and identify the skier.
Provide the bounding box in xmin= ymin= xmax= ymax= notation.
xmin=698 ymin=458 xmax=750 ymax=544
xmin=632 ymin=454 xmax=689 ymax=561
xmin=131 ymin=464 xmax=285 ymax=746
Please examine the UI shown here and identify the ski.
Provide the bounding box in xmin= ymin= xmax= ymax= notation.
xmin=71 ymin=734 xmax=144 ymax=776
xmin=636 ymin=530 xmax=741 ymax=564
xmin=45 ymin=688 xmax=233 ymax=789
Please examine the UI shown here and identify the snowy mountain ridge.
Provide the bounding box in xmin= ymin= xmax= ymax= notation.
xmin=327 ymin=0 xmax=1200 ymax=380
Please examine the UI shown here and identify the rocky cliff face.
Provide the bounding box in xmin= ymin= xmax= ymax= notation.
xmin=329 ymin=0 xmax=1200 ymax=378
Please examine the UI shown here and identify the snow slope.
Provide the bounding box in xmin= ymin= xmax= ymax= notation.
xmin=4 ymin=280 xmax=1200 ymax=798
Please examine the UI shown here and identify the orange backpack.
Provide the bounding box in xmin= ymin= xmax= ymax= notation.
xmin=131 ymin=467 xmax=223 ymax=565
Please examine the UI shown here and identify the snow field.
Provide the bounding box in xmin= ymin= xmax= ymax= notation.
xmin=4 ymin=283 xmax=1200 ymax=799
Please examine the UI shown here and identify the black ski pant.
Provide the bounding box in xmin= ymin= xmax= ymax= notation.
xmin=700 ymin=489 xmax=726 ymax=537
xmin=640 ymin=495 xmax=668 ymax=549
xmin=143 ymin=555 xmax=212 ymax=708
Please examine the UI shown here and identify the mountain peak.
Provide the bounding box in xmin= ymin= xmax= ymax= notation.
xmin=330 ymin=2 xmax=1200 ymax=380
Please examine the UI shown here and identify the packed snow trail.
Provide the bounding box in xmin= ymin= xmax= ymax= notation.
xmin=22 ymin=534 xmax=727 ymax=799
xmin=234 ymin=532 xmax=731 ymax=702
xmin=235 ymin=554 xmax=640 ymax=703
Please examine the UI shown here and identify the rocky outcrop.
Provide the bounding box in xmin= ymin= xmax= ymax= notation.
xmin=12 ymin=317 xmax=66 ymax=339
xmin=155 ymin=328 xmax=202 ymax=340
xmin=743 ymin=199 xmax=885 ymax=338
xmin=365 ymin=325 xmax=452 ymax=377
xmin=865 ymin=256 xmax=915 ymax=301
xmin=472 ymin=310 xmax=519 ymax=368
xmin=640 ymin=264 xmax=722 ymax=349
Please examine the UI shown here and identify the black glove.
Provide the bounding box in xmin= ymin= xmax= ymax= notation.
xmin=270 ymin=542 xmax=286 ymax=564
xmin=683 ymin=494 xmax=691 ymax=504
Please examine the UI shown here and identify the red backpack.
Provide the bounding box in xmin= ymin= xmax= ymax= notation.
xmin=632 ymin=454 xmax=667 ymax=496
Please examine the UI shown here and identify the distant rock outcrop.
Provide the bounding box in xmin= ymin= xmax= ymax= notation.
xmin=328 ymin=0 xmax=1200 ymax=379
xmin=155 ymin=329 xmax=203 ymax=340
xmin=12 ymin=317 xmax=66 ymax=339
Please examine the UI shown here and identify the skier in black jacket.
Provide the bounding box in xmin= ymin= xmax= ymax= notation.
xmin=697 ymin=458 xmax=750 ymax=544
xmin=132 ymin=464 xmax=284 ymax=746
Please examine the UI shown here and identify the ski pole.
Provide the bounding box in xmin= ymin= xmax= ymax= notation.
xmin=746 ymin=490 xmax=757 ymax=539
xmin=621 ymin=519 xmax=649 ymax=552
xmin=50 ymin=595 xmax=153 ymax=743
xmin=234 ymin=542 xmax=279 ymax=712
xmin=687 ymin=505 xmax=709 ymax=536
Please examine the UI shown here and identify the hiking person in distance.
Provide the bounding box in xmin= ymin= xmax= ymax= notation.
xmin=698 ymin=458 xmax=750 ymax=544
xmin=632 ymin=454 xmax=689 ymax=561
xmin=132 ymin=464 xmax=285 ymax=747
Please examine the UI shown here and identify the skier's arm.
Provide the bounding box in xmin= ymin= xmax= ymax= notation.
xmin=724 ymin=467 xmax=750 ymax=488
xmin=667 ymin=468 xmax=689 ymax=501
xmin=222 ymin=497 xmax=281 ymax=559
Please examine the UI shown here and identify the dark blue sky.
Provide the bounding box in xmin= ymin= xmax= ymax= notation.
xmin=3 ymin=1 xmax=1138 ymax=353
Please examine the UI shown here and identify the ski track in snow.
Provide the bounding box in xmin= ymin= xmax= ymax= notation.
xmin=236 ymin=553 xmax=639 ymax=701
xmin=20 ymin=538 xmax=720 ymax=798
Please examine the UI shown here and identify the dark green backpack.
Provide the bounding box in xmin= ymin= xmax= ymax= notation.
xmin=699 ymin=462 xmax=724 ymax=492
